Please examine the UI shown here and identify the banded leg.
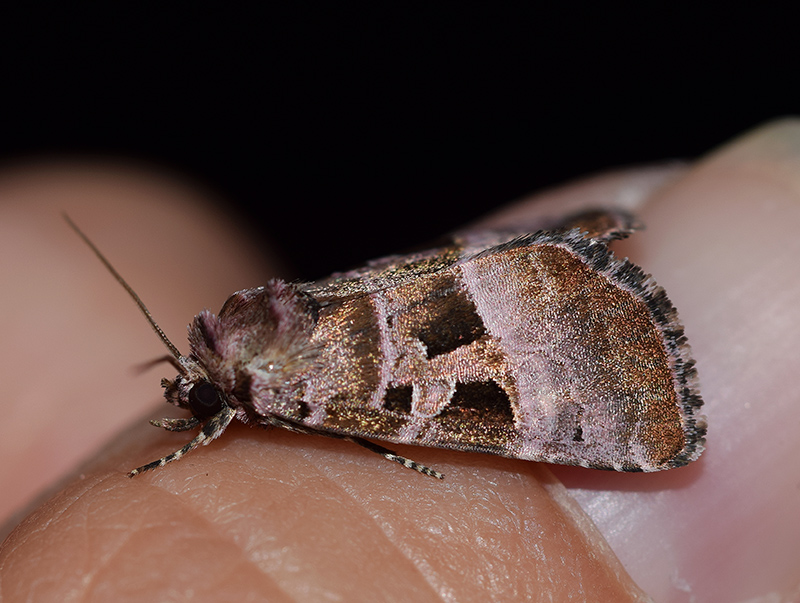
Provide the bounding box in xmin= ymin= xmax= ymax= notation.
xmin=271 ymin=417 xmax=444 ymax=479
xmin=150 ymin=416 xmax=200 ymax=432
xmin=128 ymin=405 xmax=235 ymax=477
xmin=348 ymin=436 xmax=444 ymax=480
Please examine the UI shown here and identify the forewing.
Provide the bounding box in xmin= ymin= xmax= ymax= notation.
xmin=309 ymin=228 xmax=704 ymax=472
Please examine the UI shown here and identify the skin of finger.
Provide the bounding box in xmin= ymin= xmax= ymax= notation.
xmin=0 ymin=162 xmax=669 ymax=601
xmin=550 ymin=119 xmax=800 ymax=602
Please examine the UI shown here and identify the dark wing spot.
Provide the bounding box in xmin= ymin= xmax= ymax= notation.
xmin=572 ymin=408 xmax=584 ymax=442
xmin=427 ymin=381 xmax=516 ymax=453
xmin=439 ymin=381 xmax=514 ymax=423
xmin=415 ymin=275 xmax=486 ymax=359
xmin=233 ymin=370 xmax=253 ymax=404
xmin=383 ymin=385 xmax=413 ymax=414
xmin=297 ymin=400 xmax=311 ymax=421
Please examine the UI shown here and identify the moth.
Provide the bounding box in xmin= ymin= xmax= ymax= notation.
xmin=68 ymin=209 xmax=706 ymax=479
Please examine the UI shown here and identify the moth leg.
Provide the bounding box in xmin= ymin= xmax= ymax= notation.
xmin=150 ymin=416 xmax=200 ymax=432
xmin=128 ymin=405 xmax=236 ymax=477
xmin=269 ymin=418 xmax=444 ymax=479
xmin=347 ymin=436 xmax=444 ymax=480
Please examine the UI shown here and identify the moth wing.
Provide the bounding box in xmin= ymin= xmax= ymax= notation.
xmin=451 ymin=207 xmax=640 ymax=253
xmin=305 ymin=208 xmax=638 ymax=301
xmin=307 ymin=226 xmax=704 ymax=472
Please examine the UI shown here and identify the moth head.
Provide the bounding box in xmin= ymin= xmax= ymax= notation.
xmin=162 ymin=368 xmax=226 ymax=421
xmin=67 ymin=216 xmax=318 ymax=475
xmin=158 ymin=282 xmax=321 ymax=420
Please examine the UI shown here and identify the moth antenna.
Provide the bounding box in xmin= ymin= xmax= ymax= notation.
xmin=64 ymin=214 xmax=185 ymax=366
xmin=130 ymin=355 xmax=184 ymax=376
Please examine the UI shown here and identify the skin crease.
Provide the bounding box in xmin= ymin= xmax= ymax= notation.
xmin=1 ymin=119 xmax=800 ymax=601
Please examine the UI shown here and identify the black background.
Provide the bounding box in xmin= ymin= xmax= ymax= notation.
xmin=1 ymin=5 xmax=795 ymax=278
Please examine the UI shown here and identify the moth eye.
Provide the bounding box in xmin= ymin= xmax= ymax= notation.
xmin=188 ymin=381 xmax=223 ymax=419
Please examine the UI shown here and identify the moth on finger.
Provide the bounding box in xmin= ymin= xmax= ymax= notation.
xmin=66 ymin=209 xmax=706 ymax=479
